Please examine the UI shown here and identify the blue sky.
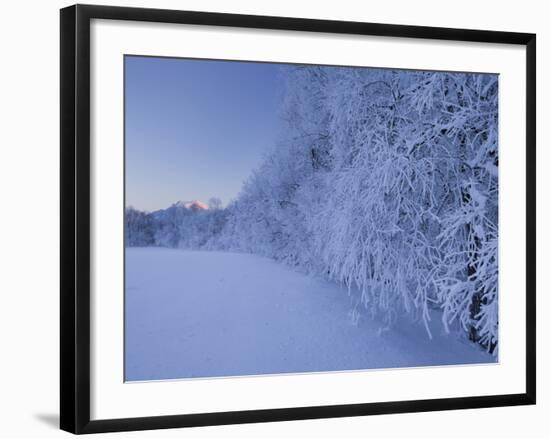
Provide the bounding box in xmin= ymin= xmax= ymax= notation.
xmin=125 ymin=56 xmax=284 ymax=211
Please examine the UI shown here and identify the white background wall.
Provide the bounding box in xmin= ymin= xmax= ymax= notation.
xmin=0 ymin=0 xmax=546 ymax=437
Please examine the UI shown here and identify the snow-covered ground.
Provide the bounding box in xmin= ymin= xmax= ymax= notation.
xmin=125 ymin=247 xmax=494 ymax=381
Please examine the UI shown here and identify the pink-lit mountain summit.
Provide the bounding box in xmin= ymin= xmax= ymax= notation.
xmin=174 ymin=200 xmax=209 ymax=211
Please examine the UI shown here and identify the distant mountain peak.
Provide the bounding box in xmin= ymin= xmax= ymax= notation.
xmin=174 ymin=200 xmax=209 ymax=211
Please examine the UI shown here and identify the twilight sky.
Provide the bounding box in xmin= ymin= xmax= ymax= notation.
xmin=125 ymin=56 xmax=284 ymax=212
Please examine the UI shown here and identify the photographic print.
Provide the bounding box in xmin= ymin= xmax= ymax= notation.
xmin=124 ymin=56 xmax=499 ymax=382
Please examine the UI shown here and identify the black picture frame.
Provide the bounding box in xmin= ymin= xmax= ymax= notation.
xmin=60 ymin=4 xmax=536 ymax=434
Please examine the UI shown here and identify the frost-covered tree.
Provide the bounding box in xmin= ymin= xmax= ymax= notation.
xmin=152 ymin=202 xmax=189 ymax=247
xmin=208 ymin=197 xmax=222 ymax=210
xmin=216 ymin=66 xmax=499 ymax=352
xmin=125 ymin=207 xmax=155 ymax=246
